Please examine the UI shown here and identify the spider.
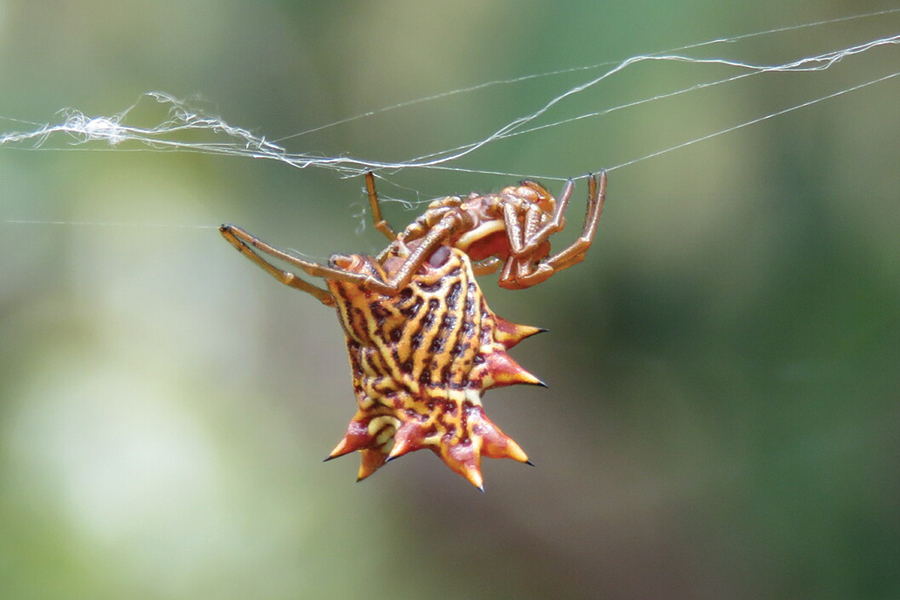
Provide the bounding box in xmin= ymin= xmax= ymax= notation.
xmin=219 ymin=171 xmax=606 ymax=488
xmin=219 ymin=170 xmax=606 ymax=305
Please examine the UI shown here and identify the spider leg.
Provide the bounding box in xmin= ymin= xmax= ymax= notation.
xmin=222 ymin=215 xmax=462 ymax=298
xmin=221 ymin=223 xmax=412 ymax=297
xmin=498 ymin=196 xmax=559 ymax=289
xmin=499 ymin=255 xmax=516 ymax=284
xmin=501 ymin=178 xmax=575 ymax=259
xmin=523 ymin=203 xmax=545 ymax=245
xmin=517 ymin=178 xmax=575 ymax=257
xmin=366 ymin=172 xmax=397 ymax=241
xmin=220 ymin=224 xmax=336 ymax=306
xmin=497 ymin=171 xmax=606 ymax=290
xmin=502 ymin=202 xmax=527 ymax=254
xmin=541 ymin=170 xmax=606 ymax=271
xmin=379 ymin=214 xmax=461 ymax=292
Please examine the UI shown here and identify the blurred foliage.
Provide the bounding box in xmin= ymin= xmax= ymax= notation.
xmin=1 ymin=1 xmax=899 ymax=599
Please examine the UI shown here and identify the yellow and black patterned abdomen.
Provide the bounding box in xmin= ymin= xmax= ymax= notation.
xmin=324 ymin=246 xmax=543 ymax=489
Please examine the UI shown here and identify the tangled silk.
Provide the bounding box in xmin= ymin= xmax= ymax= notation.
xmin=324 ymin=246 xmax=543 ymax=489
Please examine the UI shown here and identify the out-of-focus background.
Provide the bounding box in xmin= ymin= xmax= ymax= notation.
xmin=2 ymin=1 xmax=899 ymax=599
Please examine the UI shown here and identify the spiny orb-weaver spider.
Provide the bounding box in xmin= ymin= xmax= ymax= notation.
xmin=220 ymin=170 xmax=606 ymax=489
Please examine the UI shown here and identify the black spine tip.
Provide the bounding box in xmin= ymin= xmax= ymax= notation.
xmin=525 ymin=459 xmax=536 ymax=467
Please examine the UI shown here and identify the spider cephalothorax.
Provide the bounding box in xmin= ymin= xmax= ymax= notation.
xmin=374 ymin=173 xmax=606 ymax=290
xmin=219 ymin=170 xmax=606 ymax=488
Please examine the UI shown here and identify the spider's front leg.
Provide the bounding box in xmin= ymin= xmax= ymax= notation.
xmin=222 ymin=210 xmax=464 ymax=300
xmin=227 ymin=223 xmax=396 ymax=290
xmin=504 ymin=178 xmax=576 ymax=259
xmin=220 ymin=224 xmax=337 ymax=306
xmin=542 ymin=170 xmax=606 ymax=272
xmin=221 ymin=224 xmax=409 ymax=300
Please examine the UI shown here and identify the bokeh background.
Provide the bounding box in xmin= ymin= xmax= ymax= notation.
xmin=2 ymin=1 xmax=899 ymax=599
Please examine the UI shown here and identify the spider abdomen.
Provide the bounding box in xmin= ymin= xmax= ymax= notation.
xmin=324 ymin=247 xmax=543 ymax=488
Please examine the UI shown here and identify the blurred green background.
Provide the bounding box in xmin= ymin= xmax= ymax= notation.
xmin=2 ymin=1 xmax=899 ymax=599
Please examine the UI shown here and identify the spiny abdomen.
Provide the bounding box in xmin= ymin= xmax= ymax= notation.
xmin=324 ymin=247 xmax=543 ymax=489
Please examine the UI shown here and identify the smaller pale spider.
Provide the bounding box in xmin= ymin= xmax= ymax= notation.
xmin=219 ymin=170 xmax=606 ymax=303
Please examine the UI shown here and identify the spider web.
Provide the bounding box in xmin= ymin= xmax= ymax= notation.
xmin=1 ymin=7 xmax=899 ymax=221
